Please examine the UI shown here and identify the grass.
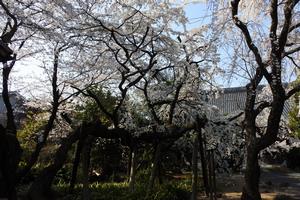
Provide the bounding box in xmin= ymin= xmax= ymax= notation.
xmin=54 ymin=178 xmax=192 ymax=200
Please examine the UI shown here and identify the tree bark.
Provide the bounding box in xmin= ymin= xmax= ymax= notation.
xmin=127 ymin=147 xmax=132 ymax=179
xmin=2 ymin=63 xmax=16 ymax=133
xmin=0 ymin=127 xmax=21 ymax=200
xmin=241 ymin=146 xmax=261 ymax=200
xmin=82 ymin=137 xmax=93 ymax=200
xmin=128 ymin=146 xmax=137 ymax=192
xmin=191 ymin=134 xmax=199 ymax=200
xmin=0 ymin=60 xmax=22 ymax=200
xmin=230 ymin=1 xmax=299 ymax=199
xmin=198 ymin=128 xmax=209 ymax=196
xmin=69 ymin=136 xmax=86 ymax=193
xmin=147 ymin=143 xmax=161 ymax=194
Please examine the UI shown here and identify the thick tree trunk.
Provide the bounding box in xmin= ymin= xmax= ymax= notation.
xmin=191 ymin=134 xmax=199 ymax=200
xmin=198 ymin=128 xmax=209 ymax=196
xmin=241 ymin=145 xmax=261 ymax=200
xmin=157 ymin=162 xmax=163 ymax=185
xmin=147 ymin=143 xmax=161 ymax=194
xmin=0 ymin=62 xmax=22 ymax=200
xmin=127 ymin=147 xmax=133 ymax=179
xmin=2 ymin=65 xmax=16 ymax=133
xmin=69 ymin=136 xmax=86 ymax=193
xmin=82 ymin=137 xmax=93 ymax=200
xmin=0 ymin=128 xmax=21 ymax=200
xmin=229 ymin=1 xmax=298 ymax=200
xmin=128 ymin=146 xmax=137 ymax=191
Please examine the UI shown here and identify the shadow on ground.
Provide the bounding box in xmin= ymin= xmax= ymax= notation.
xmin=197 ymin=165 xmax=300 ymax=200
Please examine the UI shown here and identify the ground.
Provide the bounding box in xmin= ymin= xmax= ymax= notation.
xmin=197 ymin=164 xmax=300 ymax=200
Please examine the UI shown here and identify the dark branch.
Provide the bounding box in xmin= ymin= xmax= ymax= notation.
xmin=0 ymin=0 xmax=18 ymax=43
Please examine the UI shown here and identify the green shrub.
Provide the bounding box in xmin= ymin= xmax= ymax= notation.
xmin=55 ymin=178 xmax=191 ymax=200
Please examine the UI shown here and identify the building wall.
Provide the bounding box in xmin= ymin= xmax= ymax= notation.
xmin=0 ymin=92 xmax=25 ymax=127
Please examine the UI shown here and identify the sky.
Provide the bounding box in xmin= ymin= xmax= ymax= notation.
xmin=182 ymin=2 xmax=249 ymax=87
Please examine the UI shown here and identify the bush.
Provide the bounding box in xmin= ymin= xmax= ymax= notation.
xmin=286 ymin=147 xmax=300 ymax=170
xmin=55 ymin=179 xmax=191 ymax=200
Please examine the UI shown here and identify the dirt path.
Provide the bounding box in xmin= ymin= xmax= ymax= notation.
xmin=197 ymin=165 xmax=300 ymax=200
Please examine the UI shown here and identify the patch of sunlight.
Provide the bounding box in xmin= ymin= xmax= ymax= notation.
xmin=224 ymin=192 xmax=278 ymax=200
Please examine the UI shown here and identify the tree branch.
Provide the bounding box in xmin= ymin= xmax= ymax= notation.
xmin=289 ymin=22 xmax=300 ymax=32
xmin=0 ymin=0 xmax=18 ymax=43
xmin=231 ymin=0 xmax=272 ymax=84
xmin=286 ymin=83 xmax=300 ymax=99
xmin=278 ymin=0 xmax=299 ymax=53
xmin=254 ymin=101 xmax=272 ymax=117
xmin=270 ymin=0 xmax=278 ymax=44
xmin=283 ymin=45 xmax=300 ymax=57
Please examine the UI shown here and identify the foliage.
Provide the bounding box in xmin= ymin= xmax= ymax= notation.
xmin=288 ymin=78 xmax=300 ymax=138
xmin=75 ymin=88 xmax=117 ymax=125
xmin=55 ymin=179 xmax=191 ymax=200
xmin=54 ymin=163 xmax=73 ymax=184
xmin=90 ymin=138 xmax=126 ymax=181
xmin=17 ymin=111 xmax=47 ymax=158
xmin=288 ymin=106 xmax=300 ymax=138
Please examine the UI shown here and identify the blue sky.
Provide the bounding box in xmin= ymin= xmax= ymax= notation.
xmin=182 ymin=2 xmax=247 ymax=87
xmin=184 ymin=2 xmax=211 ymax=30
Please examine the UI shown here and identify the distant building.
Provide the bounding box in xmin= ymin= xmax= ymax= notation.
xmin=206 ymin=86 xmax=299 ymax=170
xmin=208 ymin=85 xmax=291 ymax=119
xmin=0 ymin=92 xmax=26 ymax=127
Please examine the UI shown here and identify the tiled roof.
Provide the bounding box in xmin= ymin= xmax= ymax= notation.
xmin=208 ymin=86 xmax=292 ymax=119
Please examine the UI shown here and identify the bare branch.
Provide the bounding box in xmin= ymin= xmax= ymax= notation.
xmin=289 ymin=22 xmax=300 ymax=32
xmin=0 ymin=0 xmax=18 ymax=43
xmin=168 ymin=83 xmax=183 ymax=125
xmin=278 ymin=0 xmax=299 ymax=53
xmin=231 ymin=0 xmax=272 ymax=83
xmin=283 ymin=45 xmax=300 ymax=57
xmin=254 ymin=101 xmax=272 ymax=117
xmin=286 ymin=83 xmax=300 ymax=99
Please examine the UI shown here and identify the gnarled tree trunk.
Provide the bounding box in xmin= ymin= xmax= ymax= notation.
xmin=147 ymin=143 xmax=161 ymax=194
